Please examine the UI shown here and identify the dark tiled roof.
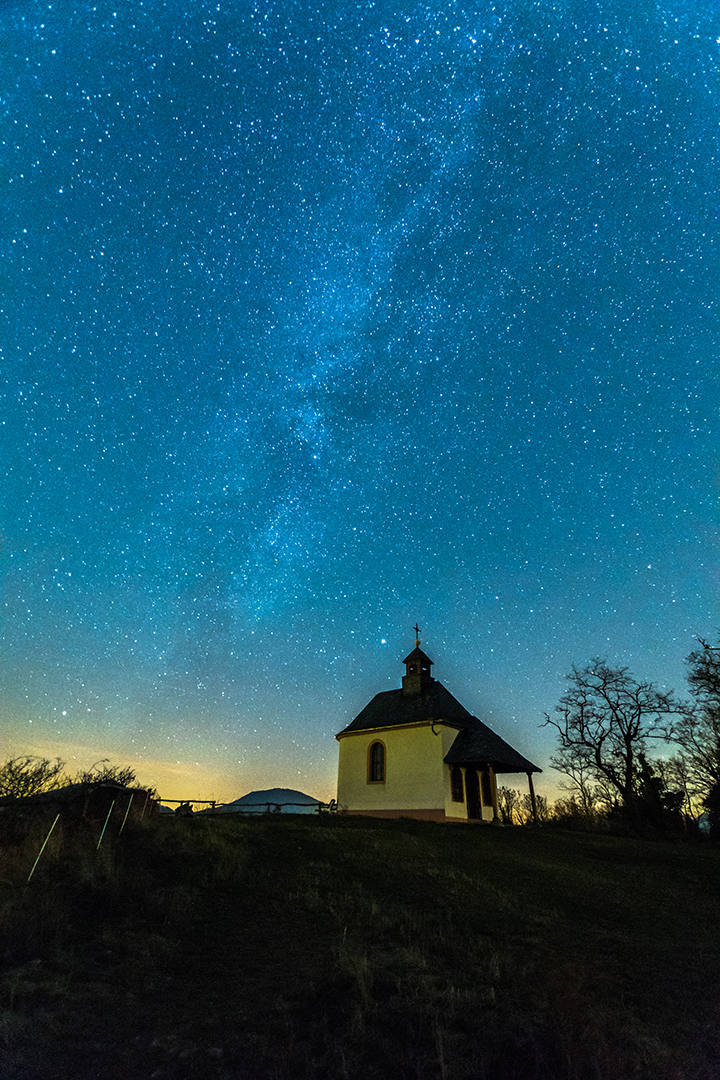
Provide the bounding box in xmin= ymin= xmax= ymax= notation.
xmin=443 ymin=722 xmax=540 ymax=774
xmin=338 ymin=682 xmax=471 ymax=732
xmin=337 ymin=681 xmax=540 ymax=774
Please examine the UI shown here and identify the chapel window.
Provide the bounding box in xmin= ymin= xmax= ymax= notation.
xmin=451 ymin=767 xmax=464 ymax=803
xmin=368 ymin=741 xmax=385 ymax=783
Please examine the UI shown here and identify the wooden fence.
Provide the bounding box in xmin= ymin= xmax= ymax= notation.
xmin=159 ymin=798 xmax=338 ymax=816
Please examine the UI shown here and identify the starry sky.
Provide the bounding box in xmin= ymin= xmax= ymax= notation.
xmin=2 ymin=0 xmax=718 ymax=803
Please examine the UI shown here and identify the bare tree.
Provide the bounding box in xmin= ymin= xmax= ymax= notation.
xmin=686 ymin=637 xmax=720 ymax=705
xmin=672 ymin=638 xmax=720 ymax=808
xmin=497 ymin=787 xmax=549 ymax=824
xmin=550 ymin=753 xmax=610 ymax=816
xmin=0 ymin=756 xmax=65 ymax=798
xmin=550 ymin=795 xmax=587 ymax=822
xmin=544 ymin=660 xmax=679 ymax=811
xmin=520 ymin=792 xmax=549 ymax=823
xmin=72 ymin=760 xmax=137 ymax=787
xmin=497 ymin=786 xmax=522 ymax=824
xmin=655 ymin=755 xmax=696 ymax=818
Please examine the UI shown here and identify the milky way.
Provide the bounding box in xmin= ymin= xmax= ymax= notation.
xmin=2 ymin=0 xmax=718 ymax=800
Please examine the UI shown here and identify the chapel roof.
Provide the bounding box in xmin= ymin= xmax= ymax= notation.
xmin=339 ymin=681 xmax=472 ymax=732
xmin=336 ymin=680 xmax=540 ymax=774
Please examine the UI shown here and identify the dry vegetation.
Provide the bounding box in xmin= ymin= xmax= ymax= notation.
xmin=0 ymin=812 xmax=718 ymax=1080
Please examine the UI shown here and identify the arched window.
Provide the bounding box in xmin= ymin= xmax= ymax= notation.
xmin=368 ymin=741 xmax=385 ymax=783
xmin=451 ymin=767 xmax=464 ymax=803
xmin=481 ymin=769 xmax=493 ymax=807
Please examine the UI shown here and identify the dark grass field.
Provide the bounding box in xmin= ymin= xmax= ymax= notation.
xmin=0 ymin=813 xmax=718 ymax=1080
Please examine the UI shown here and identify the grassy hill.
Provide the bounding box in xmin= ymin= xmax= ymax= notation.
xmin=1 ymin=813 xmax=718 ymax=1079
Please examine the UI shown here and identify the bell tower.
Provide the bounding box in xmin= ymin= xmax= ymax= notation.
xmin=401 ymin=624 xmax=435 ymax=696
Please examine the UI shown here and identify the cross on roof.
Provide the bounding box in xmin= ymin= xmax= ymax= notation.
xmin=414 ymin=623 xmax=421 ymax=645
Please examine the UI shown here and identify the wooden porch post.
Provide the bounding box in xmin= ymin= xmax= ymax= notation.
xmin=527 ymin=771 xmax=538 ymax=824
xmin=490 ymin=765 xmax=500 ymax=823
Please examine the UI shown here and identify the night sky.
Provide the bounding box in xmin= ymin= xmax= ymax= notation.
xmin=2 ymin=0 xmax=718 ymax=803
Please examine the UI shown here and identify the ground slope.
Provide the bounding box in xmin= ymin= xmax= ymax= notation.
xmin=0 ymin=815 xmax=718 ymax=1079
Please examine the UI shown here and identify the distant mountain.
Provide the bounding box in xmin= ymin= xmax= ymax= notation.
xmin=215 ymin=788 xmax=323 ymax=814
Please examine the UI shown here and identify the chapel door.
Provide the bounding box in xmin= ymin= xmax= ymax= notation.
xmin=465 ymin=768 xmax=481 ymax=819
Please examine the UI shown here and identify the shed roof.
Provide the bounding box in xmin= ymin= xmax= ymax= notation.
xmin=0 ymin=780 xmax=137 ymax=808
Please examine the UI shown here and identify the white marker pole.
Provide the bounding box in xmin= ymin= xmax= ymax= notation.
xmin=27 ymin=814 xmax=60 ymax=883
xmin=118 ymin=792 xmax=134 ymax=835
xmin=97 ymin=799 xmax=116 ymax=850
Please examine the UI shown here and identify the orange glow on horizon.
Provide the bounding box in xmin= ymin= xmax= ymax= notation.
xmin=3 ymin=736 xmax=337 ymax=805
